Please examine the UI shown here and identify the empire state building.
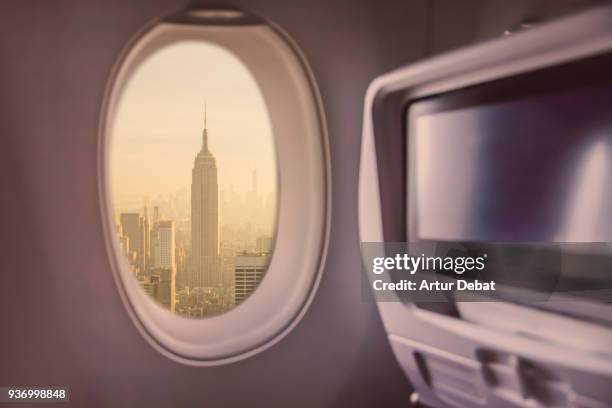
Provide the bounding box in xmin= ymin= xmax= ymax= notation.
xmin=191 ymin=107 xmax=219 ymax=288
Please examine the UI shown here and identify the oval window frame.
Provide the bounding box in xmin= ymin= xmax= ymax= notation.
xmin=98 ymin=9 xmax=330 ymax=366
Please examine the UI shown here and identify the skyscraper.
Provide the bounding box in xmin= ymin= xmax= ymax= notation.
xmin=234 ymin=253 xmax=268 ymax=305
xmin=191 ymin=107 xmax=219 ymax=288
xmin=154 ymin=220 xmax=176 ymax=270
xmin=139 ymin=206 xmax=150 ymax=273
xmin=152 ymin=268 xmax=175 ymax=312
xmin=120 ymin=213 xmax=141 ymax=269
xmin=175 ymin=246 xmax=188 ymax=290
xmin=149 ymin=206 xmax=160 ymax=268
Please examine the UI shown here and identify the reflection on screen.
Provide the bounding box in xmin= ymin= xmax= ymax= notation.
xmin=413 ymin=85 xmax=612 ymax=242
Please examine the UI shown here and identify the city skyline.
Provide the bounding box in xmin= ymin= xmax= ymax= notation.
xmin=110 ymin=41 xmax=277 ymax=318
xmin=114 ymin=108 xmax=275 ymax=317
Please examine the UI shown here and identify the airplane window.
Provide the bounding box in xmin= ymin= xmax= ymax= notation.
xmin=99 ymin=12 xmax=328 ymax=364
xmin=110 ymin=41 xmax=277 ymax=318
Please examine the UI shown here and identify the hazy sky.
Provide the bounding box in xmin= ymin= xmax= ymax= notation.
xmin=110 ymin=41 xmax=276 ymax=210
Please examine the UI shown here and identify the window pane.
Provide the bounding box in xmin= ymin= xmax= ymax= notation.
xmin=110 ymin=41 xmax=277 ymax=318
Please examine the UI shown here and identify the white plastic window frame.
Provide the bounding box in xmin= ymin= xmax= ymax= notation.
xmin=98 ymin=9 xmax=330 ymax=366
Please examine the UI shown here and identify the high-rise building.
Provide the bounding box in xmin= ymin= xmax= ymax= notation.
xmin=149 ymin=206 xmax=159 ymax=269
xmin=175 ymin=246 xmax=188 ymax=290
xmin=234 ymin=253 xmax=268 ymax=305
xmin=151 ymin=268 xmax=175 ymax=312
xmin=139 ymin=207 xmax=150 ymax=273
xmin=116 ymin=224 xmax=130 ymax=255
xmin=120 ymin=213 xmax=141 ymax=269
xmin=191 ymin=107 xmax=219 ymax=288
xmin=119 ymin=235 xmax=130 ymax=256
xmin=153 ymin=220 xmax=175 ymax=270
xmin=152 ymin=206 xmax=160 ymax=225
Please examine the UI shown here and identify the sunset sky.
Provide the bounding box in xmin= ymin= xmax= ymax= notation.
xmin=110 ymin=40 xmax=276 ymax=210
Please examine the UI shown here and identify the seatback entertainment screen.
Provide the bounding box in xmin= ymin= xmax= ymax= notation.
xmin=410 ymin=83 xmax=612 ymax=243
